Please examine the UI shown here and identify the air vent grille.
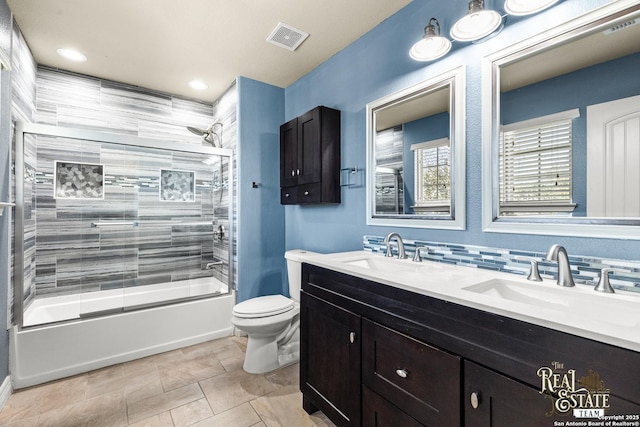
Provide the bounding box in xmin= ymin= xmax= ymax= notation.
xmin=603 ymin=19 xmax=638 ymax=35
xmin=266 ymin=22 xmax=309 ymax=51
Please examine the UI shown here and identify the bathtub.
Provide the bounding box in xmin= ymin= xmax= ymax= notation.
xmin=10 ymin=278 xmax=235 ymax=389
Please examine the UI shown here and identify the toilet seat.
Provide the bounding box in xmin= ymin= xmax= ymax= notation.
xmin=233 ymin=295 xmax=294 ymax=318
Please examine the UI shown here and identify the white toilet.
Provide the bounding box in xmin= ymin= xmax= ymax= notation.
xmin=232 ymin=249 xmax=317 ymax=374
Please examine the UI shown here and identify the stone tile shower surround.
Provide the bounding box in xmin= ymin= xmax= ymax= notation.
xmin=27 ymin=134 xmax=230 ymax=299
xmin=364 ymin=236 xmax=640 ymax=293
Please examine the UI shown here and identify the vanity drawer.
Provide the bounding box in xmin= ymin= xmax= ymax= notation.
xmin=362 ymin=319 xmax=461 ymax=426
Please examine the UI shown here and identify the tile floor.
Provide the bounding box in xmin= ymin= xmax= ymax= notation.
xmin=0 ymin=336 xmax=336 ymax=427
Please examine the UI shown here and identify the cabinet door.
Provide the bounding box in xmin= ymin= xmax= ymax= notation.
xmin=280 ymin=117 xmax=298 ymax=187
xmin=464 ymin=361 xmax=555 ymax=427
xmin=362 ymin=320 xmax=461 ymax=426
xmin=300 ymin=292 xmax=361 ymax=427
xmin=362 ymin=386 xmax=423 ymax=427
xmin=297 ymin=107 xmax=322 ymax=185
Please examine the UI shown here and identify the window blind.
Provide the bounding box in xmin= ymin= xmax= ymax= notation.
xmin=499 ymin=110 xmax=579 ymax=214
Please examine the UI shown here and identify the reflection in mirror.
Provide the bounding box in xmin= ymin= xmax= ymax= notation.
xmin=483 ymin=2 xmax=640 ymax=238
xmin=367 ymin=66 xmax=465 ymax=229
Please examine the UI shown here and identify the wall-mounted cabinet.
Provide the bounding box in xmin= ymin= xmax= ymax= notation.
xmin=280 ymin=106 xmax=340 ymax=205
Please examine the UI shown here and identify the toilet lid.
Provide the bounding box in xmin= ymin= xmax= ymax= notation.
xmin=233 ymin=295 xmax=294 ymax=318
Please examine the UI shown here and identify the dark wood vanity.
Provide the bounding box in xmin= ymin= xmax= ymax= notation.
xmin=300 ymin=263 xmax=640 ymax=427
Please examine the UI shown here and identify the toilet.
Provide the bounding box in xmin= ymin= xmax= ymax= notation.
xmin=231 ymin=249 xmax=317 ymax=374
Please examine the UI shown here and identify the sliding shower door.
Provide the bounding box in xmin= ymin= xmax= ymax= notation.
xmin=15 ymin=123 xmax=233 ymax=328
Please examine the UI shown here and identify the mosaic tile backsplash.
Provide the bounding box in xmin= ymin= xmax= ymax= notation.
xmin=364 ymin=235 xmax=640 ymax=293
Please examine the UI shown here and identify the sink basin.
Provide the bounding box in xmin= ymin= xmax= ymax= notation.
xmin=463 ymin=278 xmax=640 ymax=328
xmin=340 ymin=254 xmax=442 ymax=275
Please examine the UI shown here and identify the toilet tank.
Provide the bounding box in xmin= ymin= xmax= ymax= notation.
xmin=284 ymin=250 xmax=318 ymax=302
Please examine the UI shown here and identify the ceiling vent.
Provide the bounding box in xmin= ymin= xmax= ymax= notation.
xmin=603 ymin=18 xmax=638 ymax=35
xmin=266 ymin=22 xmax=309 ymax=51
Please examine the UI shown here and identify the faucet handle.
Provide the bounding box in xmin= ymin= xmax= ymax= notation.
xmin=412 ymin=246 xmax=430 ymax=262
xmin=595 ymin=268 xmax=630 ymax=294
xmin=515 ymin=256 xmax=542 ymax=282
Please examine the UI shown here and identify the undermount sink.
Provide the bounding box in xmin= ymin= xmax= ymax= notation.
xmin=340 ymin=254 xmax=439 ymax=275
xmin=463 ymin=278 xmax=640 ymax=328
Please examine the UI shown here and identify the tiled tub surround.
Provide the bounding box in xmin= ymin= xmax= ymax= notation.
xmin=18 ymin=129 xmax=231 ymax=326
xmin=364 ymin=235 xmax=640 ymax=293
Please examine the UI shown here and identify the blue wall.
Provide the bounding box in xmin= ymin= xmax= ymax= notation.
xmin=282 ymin=0 xmax=640 ymax=260
xmin=0 ymin=0 xmax=12 ymax=384
xmin=237 ymin=77 xmax=287 ymax=302
xmin=501 ymin=52 xmax=640 ymax=217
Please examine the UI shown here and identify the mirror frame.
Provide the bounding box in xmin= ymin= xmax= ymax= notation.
xmin=366 ymin=65 xmax=466 ymax=230
xmin=482 ymin=0 xmax=640 ymax=240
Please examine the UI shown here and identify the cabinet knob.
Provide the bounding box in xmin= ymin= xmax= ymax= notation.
xmin=291 ymin=170 xmax=295 ymax=177
xmin=304 ymin=191 xmax=309 ymax=196
xmin=285 ymin=193 xmax=290 ymax=198
xmin=470 ymin=391 xmax=481 ymax=409
xmin=395 ymin=369 xmax=408 ymax=378
xmin=349 ymin=332 xmax=356 ymax=344
xmin=297 ymin=169 xmax=300 ymax=176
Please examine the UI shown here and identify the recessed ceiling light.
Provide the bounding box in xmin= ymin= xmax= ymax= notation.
xmin=188 ymin=80 xmax=208 ymax=90
xmin=56 ymin=48 xmax=87 ymax=62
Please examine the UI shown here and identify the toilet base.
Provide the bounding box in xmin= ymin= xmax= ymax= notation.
xmin=242 ymin=328 xmax=300 ymax=374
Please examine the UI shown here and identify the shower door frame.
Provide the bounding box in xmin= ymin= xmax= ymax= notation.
xmin=14 ymin=121 xmax=234 ymax=329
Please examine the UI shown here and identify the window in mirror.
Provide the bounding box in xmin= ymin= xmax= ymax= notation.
xmin=412 ymin=138 xmax=450 ymax=213
xmin=499 ymin=110 xmax=578 ymax=215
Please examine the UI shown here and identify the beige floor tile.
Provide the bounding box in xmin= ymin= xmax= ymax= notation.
xmin=125 ymin=377 xmax=165 ymax=406
xmin=87 ymin=364 xmax=159 ymax=399
xmin=200 ymin=369 xmax=278 ymax=415
xmin=190 ymin=402 xmax=261 ymax=427
xmin=126 ymin=411 xmax=174 ymax=427
xmin=35 ymin=390 xmax=126 ymax=427
xmin=264 ymin=364 xmax=298 ymax=389
xmin=0 ymin=417 xmax=39 ymax=427
xmin=157 ymin=351 xmax=226 ymax=391
xmin=0 ymin=375 xmax=88 ymax=423
xmin=170 ymin=398 xmax=213 ymax=427
xmin=250 ymin=386 xmax=327 ymax=427
xmin=127 ymin=382 xmax=203 ymax=424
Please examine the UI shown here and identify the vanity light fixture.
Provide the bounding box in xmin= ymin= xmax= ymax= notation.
xmin=504 ymin=0 xmax=559 ymax=16
xmin=410 ymin=18 xmax=452 ymax=61
xmin=56 ymin=48 xmax=87 ymax=62
xmin=450 ymin=0 xmax=502 ymax=42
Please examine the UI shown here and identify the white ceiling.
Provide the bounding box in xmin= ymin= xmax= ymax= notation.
xmin=7 ymin=0 xmax=412 ymax=102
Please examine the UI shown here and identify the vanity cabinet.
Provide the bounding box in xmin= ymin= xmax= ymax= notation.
xmin=300 ymin=263 xmax=640 ymax=427
xmin=300 ymin=292 xmax=361 ymax=427
xmin=280 ymin=106 xmax=341 ymax=205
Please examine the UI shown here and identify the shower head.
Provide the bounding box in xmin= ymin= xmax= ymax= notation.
xmin=187 ymin=122 xmax=223 ymax=147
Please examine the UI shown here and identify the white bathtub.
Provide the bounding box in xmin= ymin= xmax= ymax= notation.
xmin=10 ymin=278 xmax=235 ymax=389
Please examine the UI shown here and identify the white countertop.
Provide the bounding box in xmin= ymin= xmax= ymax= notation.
xmin=303 ymin=251 xmax=640 ymax=353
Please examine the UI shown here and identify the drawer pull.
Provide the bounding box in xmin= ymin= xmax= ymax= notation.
xmin=395 ymin=369 xmax=408 ymax=378
xmin=349 ymin=332 xmax=356 ymax=344
xmin=285 ymin=193 xmax=290 ymax=198
xmin=304 ymin=191 xmax=310 ymax=196
xmin=470 ymin=391 xmax=480 ymax=409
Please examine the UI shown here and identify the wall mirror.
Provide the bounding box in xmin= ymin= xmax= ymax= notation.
xmin=482 ymin=1 xmax=640 ymax=239
xmin=366 ymin=66 xmax=465 ymax=229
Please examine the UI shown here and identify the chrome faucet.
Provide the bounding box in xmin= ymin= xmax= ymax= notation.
xmin=545 ymin=244 xmax=575 ymax=287
xmin=383 ymin=232 xmax=406 ymax=259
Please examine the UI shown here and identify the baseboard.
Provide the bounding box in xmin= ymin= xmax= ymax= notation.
xmin=0 ymin=376 xmax=12 ymax=413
